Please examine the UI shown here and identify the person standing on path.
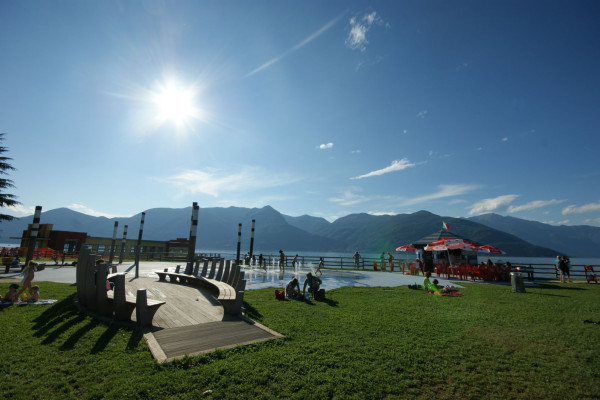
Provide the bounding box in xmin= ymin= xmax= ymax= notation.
xmin=353 ymin=251 xmax=361 ymax=269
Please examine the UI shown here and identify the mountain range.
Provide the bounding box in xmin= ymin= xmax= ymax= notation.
xmin=1 ymin=206 xmax=598 ymax=257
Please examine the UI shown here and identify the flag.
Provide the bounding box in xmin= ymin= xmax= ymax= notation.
xmin=443 ymin=222 xmax=449 ymax=232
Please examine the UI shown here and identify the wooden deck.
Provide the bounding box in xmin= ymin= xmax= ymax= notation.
xmin=123 ymin=277 xmax=283 ymax=363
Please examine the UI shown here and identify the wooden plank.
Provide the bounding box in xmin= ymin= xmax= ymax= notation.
xmin=152 ymin=320 xmax=282 ymax=361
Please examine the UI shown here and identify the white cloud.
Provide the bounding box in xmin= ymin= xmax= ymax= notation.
xmin=351 ymin=149 xmax=361 ymax=154
xmin=351 ymin=158 xmax=415 ymax=180
xmin=329 ymin=187 xmax=370 ymax=206
xmin=345 ymin=11 xmax=383 ymax=52
xmin=507 ymin=199 xmax=564 ymax=213
xmin=248 ymin=16 xmax=340 ymax=76
xmin=67 ymin=204 xmax=123 ymax=218
xmin=368 ymin=211 xmax=397 ymax=216
xmin=318 ymin=142 xmax=334 ymax=149
xmin=502 ymin=137 xmax=508 ymax=142
xmin=160 ymin=167 xmax=299 ymax=197
xmin=5 ymin=204 xmax=35 ymax=217
xmin=583 ymin=218 xmax=600 ymax=225
xmin=402 ymin=129 xmax=408 ymax=134
xmin=562 ymin=201 xmax=600 ymax=215
xmin=417 ymin=110 xmax=428 ymax=119
xmin=467 ymin=194 xmax=519 ymax=215
xmin=404 ymin=184 xmax=479 ymax=206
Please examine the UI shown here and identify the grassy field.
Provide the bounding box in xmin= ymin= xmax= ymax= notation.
xmin=1 ymin=280 xmax=599 ymax=399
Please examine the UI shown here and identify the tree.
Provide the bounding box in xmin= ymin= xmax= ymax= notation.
xmin=0 ymin=133 xmax=20 ymax=222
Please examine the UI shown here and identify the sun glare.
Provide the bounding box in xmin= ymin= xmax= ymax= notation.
xmin=151 ymin=79 xmax=202 ymax=131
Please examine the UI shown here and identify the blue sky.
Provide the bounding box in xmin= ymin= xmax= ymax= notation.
xmin=1 ymin=1 xmax=599 ymax=226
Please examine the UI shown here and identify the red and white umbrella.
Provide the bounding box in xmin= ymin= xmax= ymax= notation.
xmin=424 ymin=238 xmax=478 ymax=252
xmin=477 ymin=245 xmax=505 ymax=255
xmin=395 ymin=245 xmax=417 ymax=252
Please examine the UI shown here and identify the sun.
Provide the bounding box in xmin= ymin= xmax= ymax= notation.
xmin=151 ymin=79 xmax=202 ymax=131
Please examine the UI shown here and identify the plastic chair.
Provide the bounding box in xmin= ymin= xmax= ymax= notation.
xmin=584 ymin=266 xmax=598 ymax=284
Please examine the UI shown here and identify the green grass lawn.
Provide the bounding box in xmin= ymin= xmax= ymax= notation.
xmin=1 ymin=280 xmax=599 ymax=399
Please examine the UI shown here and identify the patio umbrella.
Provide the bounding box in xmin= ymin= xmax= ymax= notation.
xmin=424 ymin=238 xmax=478 ymax=251
xmin=395 ymin=245 xmax=417 ymax=252
xmin=477 ymin=245 xmax=505 ymax=255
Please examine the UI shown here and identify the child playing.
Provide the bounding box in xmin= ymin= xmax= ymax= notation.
xmin=28 ymin=285 xmax=40 ymax=302
xmin=3 ymin=283 xmax=20 ymax=303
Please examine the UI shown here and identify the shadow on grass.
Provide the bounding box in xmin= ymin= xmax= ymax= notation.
xmin=91 ymin=324 xmax=120 ymax=353
xmin=126 ymin=328 xmax=144 ymax=350
xmin=60 ymin=318 xmax=101 ymax=350
xmin=534 ymin=283 xmax=586 ymax=291
xmin=40 ymin=314 xmax=87 ymax=344
xmin=33 ymin=296 xmax=81 ymax=337
xmin=318 ymin=297 xmax=339 ymax=307
xmin=243 ymin=301 xmax=263 ymax=320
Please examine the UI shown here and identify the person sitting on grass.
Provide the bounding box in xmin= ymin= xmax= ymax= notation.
xmin=3 ymin=283 xmax=20 ymax=303
xmin=424 ymin=272 xmax=458 ymax=294
xmin=27 ymin=285 xmax=40 ymax=302
xmin=423 ymin=272 xmax=441 ymax=293
xmin=285 ymin=277 xmax=303 ymax=300
xmin=303 ymin=272 xmax=322 ymax=299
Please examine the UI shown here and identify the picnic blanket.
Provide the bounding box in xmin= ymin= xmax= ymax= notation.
xmin=426 ymin=291 xmax=463 ymax=297
xmin=1 ymin=299 xmax=57 ymax=306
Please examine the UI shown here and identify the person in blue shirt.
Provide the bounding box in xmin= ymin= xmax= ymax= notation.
xmin=303 ymin=272 xmax=322 ymax=299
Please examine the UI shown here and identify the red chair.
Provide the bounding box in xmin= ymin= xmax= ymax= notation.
xmin=585 ymin=266 xmax=598 ymax=284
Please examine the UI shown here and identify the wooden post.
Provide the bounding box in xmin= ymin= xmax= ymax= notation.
xmin=236 ymin=223 xmax=242 ymax=264
xmin=108 ymin=221 xmax=118 ymax=271
xmin=248 ymin=219 xmax=255 ymax=262
xmin=135 ymin=212 xmax=145 ymax=278
xmin=118 ymin=225 xmax=128 ymax=264
xmin=25 ymin=206 xmax=42 ymax=266
xmin=185 ymin=202 xmax=199 ymax=275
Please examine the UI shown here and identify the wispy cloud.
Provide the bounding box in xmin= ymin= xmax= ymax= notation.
xmin=583 ymin=217 xmax=600 ymax=225
xmin=159 ymin=167 xmax=299 ymax=197
xmin=417 ymin=110 xmax=428 ymax=119
xmin=351 ymin=149 xmax=361 ymax=154
xmin=351 ymin=158 xmax=415 ymax=180
xmin=6 ymin=204 xmax=35 ymax=217
xmin=404 ymin=184 xmax=479 ymax=206
xmin=329 ymin=187 xmax=370 ymax=206
xmin=507 ymin=199 xmax=564 ymax=213
xmin=67 ymin=204 xmax=124 ymax=218
xmin=345 ymin=11 xmax=385 ymax=51
xmin=502 ymin=137 xmax=509 ymax=142
xmin=247 ymin=16 xmax=341 ymax=76
xmin=562 ymin=201 xmax=600 ymax=215
xmin=318 ymin=142 xmax=334 ymax=149
xmin=467 ymin=194 xmax=519 ymax=215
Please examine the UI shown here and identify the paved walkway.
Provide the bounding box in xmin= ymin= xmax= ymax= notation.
xmin=1 ymin=261 xmax=462 ymax=288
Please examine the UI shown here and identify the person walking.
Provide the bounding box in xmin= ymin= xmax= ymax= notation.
xmin=278 ymin=250 xmax=285 ymax=272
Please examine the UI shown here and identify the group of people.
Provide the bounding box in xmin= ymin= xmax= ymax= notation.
xmin=555 ymin=255 xmax=573 ymax=283
xmin=285 ymin=272 xmax=322 ymax=300
xmin=2 ymin=261 xmax=41 ymax=303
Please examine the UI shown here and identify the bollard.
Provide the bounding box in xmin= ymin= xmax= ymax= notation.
xmin=511 ymin=272 xmax=525 ymax=293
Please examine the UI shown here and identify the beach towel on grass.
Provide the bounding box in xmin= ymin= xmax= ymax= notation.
xmin=1 ymin=299 xmax=57 ymax=306
xmin=426 ymin=291 xmax=463 ymax=297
